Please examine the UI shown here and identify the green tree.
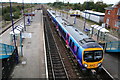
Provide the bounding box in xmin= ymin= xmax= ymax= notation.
xmin=73 ymin=3 xmax=83 ymax=10
xmin=13 ymin=12 xmax=20 ymax=19
xmin=82 ymin=1 xmax=95 ymax=10
xmin=94 ymin=1 xmax=108 ymax=13
xmin=3 ymin=13 xmax=11 ymax=21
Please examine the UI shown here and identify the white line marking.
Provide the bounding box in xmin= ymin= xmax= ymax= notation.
xmin=42 ymin=10 xmax=48 ymax=79
xmin=102 ymin=66 xmax=115 ymax=80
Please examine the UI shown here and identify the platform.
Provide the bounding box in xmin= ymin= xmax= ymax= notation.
xmin=0 ymin=10 xmax=48 ymax=78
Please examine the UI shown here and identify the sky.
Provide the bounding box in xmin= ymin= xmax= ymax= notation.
xmin=0 ymin=0 xmax=119 ymax=4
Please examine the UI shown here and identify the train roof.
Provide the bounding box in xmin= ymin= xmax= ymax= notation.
xmin=63 ymin=24 xmax=101 ymax=48
xmin=84 ymin=10 xmax=105 ymax=16
xmin=47 ymin=9 xmax=102 ymax=48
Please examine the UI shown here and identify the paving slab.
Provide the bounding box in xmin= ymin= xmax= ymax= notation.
xmin=12 ymin=10 xmax=47 ymax=78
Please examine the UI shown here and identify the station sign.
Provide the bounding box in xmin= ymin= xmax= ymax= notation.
xmin=22 ymin=33 xmax=32 ymax=38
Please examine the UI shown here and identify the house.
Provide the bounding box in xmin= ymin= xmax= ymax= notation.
xmin=104 ymin=1 xmax=120 ymax=31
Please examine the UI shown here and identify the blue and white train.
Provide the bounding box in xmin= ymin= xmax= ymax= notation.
xmin=47 ymin=9 xmax=104 ymax=71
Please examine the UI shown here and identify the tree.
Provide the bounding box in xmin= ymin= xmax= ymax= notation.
xmin=13 ymin=12 xmax=20 ymax=19
xmin=3 ymin=13 xmax=11 ymax=21
xmin=82 ymin=1 xmax=95 ymax=10
xmin=94 ymin=1 xmax=108 ymax=13
xmin=72 ymin=3 xmax=83 ymax=10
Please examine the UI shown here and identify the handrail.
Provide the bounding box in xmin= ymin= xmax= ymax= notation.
xmin=0 ymin=43 xmax=14 ymax=56
xmin=105 ymin=41 xmax=120 ymax=52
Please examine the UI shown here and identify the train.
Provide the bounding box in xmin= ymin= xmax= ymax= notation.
xmin=69 ymin=10 xmax=105 ymax=23
xmin=69 ymin=10 xmax=81 ymax=17
xmin=47 ymin=9 xmax=104 ymax=72
xmin=80 ymin=10 xmax=105 ymax=23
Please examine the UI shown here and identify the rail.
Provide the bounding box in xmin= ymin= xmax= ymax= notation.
xmin=43 ymin=8 xmax=69 ymax=79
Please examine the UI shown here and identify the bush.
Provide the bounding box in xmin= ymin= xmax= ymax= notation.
xmin=3 ymin=13 xmax=11 ymax=21
xmin=13 ymin=12 xmax=20 ymax=19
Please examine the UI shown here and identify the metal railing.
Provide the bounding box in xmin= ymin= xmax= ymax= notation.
xmin=0 ymin=43 xmax=18 ymax=79
xmin=0 ymin=43 xmax=14 ymax=59
xmin=105 ymin=41 xmax=120 ymax=52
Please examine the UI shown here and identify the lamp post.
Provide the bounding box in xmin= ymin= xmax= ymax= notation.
xmin=73 ymin=16 xmax=76 ymax=24
xmin=20 ymin=32 xmax=23 ymax=57
xmin=83 ymin=1 xmax=88 ymax=31
xmin=31 ymin=1 xmax=33 ymax=20
xmin=9 ymin=0 xmax=18 ymax=63
xmin=22 ymin=0 xmax=26 ymax=31
xmin=9 ymin=0 xmax=17 ymax=48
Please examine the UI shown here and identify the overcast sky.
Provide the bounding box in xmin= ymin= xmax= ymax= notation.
xmin=1 ymin=0 xmax=119 ymax=4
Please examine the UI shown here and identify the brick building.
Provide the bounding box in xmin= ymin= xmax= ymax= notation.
xmin=104 ymin=2 xmax=120 ymax=31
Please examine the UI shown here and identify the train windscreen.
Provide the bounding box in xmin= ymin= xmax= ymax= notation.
xmin=84 ymin=50 xmax=103 ymax=62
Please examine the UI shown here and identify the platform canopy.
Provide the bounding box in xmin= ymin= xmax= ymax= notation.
xmin=91 ymin=25 xmax=109 ymax=33
xmin=10 ymin=29 xmax=20 ymax=35
xmin=10 ymin=25 xmax=24 ymax=35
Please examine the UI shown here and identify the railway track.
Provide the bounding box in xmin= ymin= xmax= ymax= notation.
xmin=43 ymin=9 xmax=69 ymax=79
xmin=43 ymin=8 xmax=114 ymax=80
xmin=66 ymin=49 xmax=113 ymax=80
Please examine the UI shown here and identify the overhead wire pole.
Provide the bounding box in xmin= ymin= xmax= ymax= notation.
xmin=9 ymin=0 xmax=19 ymax=63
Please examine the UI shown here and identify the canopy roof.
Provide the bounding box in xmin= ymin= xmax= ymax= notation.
xmin=91 ymin=25 xmax=109 ymax=33
xmin=10 ymin=25 xmax=24 ymax=35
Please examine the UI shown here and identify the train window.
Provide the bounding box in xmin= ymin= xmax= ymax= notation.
xmin=84 ymin=50 xmax=103 ymax=62
xmin=66 ymin=34 xmax=69 ymax=40
xmin=76 ymin=47 xmax=79 ymax=55
xmin=63 ymin=31 xmax=66 ymax=39
xmin=69 ymin=39 xmax=72 ymax=47
xmin=59 ymin=27 xmax=62 ymax=32
xmin=72 ymin=42 xmax=74 ymax=50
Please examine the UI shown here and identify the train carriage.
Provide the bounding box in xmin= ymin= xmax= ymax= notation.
xmin=47 ymin=9 xmax=104 ymax=71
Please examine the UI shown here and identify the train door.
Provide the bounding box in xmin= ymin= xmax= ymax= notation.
xmin=76 ymin=47 xmax=79 ymax=58
xmin=66 ymin=33 xmax=70 ymax=48
xmin=71 ymin=42 xmax=75 ymax=53
xmin=56 ymin=24 xmax=58 ymax=31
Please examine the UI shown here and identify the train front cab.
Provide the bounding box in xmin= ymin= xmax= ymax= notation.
xmin=82 ymin=48 xmax=103 ymax=72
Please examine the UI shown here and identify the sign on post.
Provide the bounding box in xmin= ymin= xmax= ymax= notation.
xmin=22 ymin=33 xmax=32 ymax=38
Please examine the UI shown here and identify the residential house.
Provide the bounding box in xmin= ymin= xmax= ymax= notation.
xmin=104 ymin=2 xmax=120 ymax=31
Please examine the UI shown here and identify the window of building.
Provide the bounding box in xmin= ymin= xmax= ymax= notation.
xmin=106 ymin=18 xmax=110 ymax=24
xmin=108 ymin=11 xmax=111 ymax=15
xmin=117 ymin=8 xmax=120 ymax=15
xmin=115 ymin=21 xmax=120 ymax=27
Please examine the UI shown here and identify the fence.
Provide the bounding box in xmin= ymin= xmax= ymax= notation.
xmin=0 ymin=43 xmax=18 ymax=79
xmin=105 ymin=41 xmax=120 ymax=53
